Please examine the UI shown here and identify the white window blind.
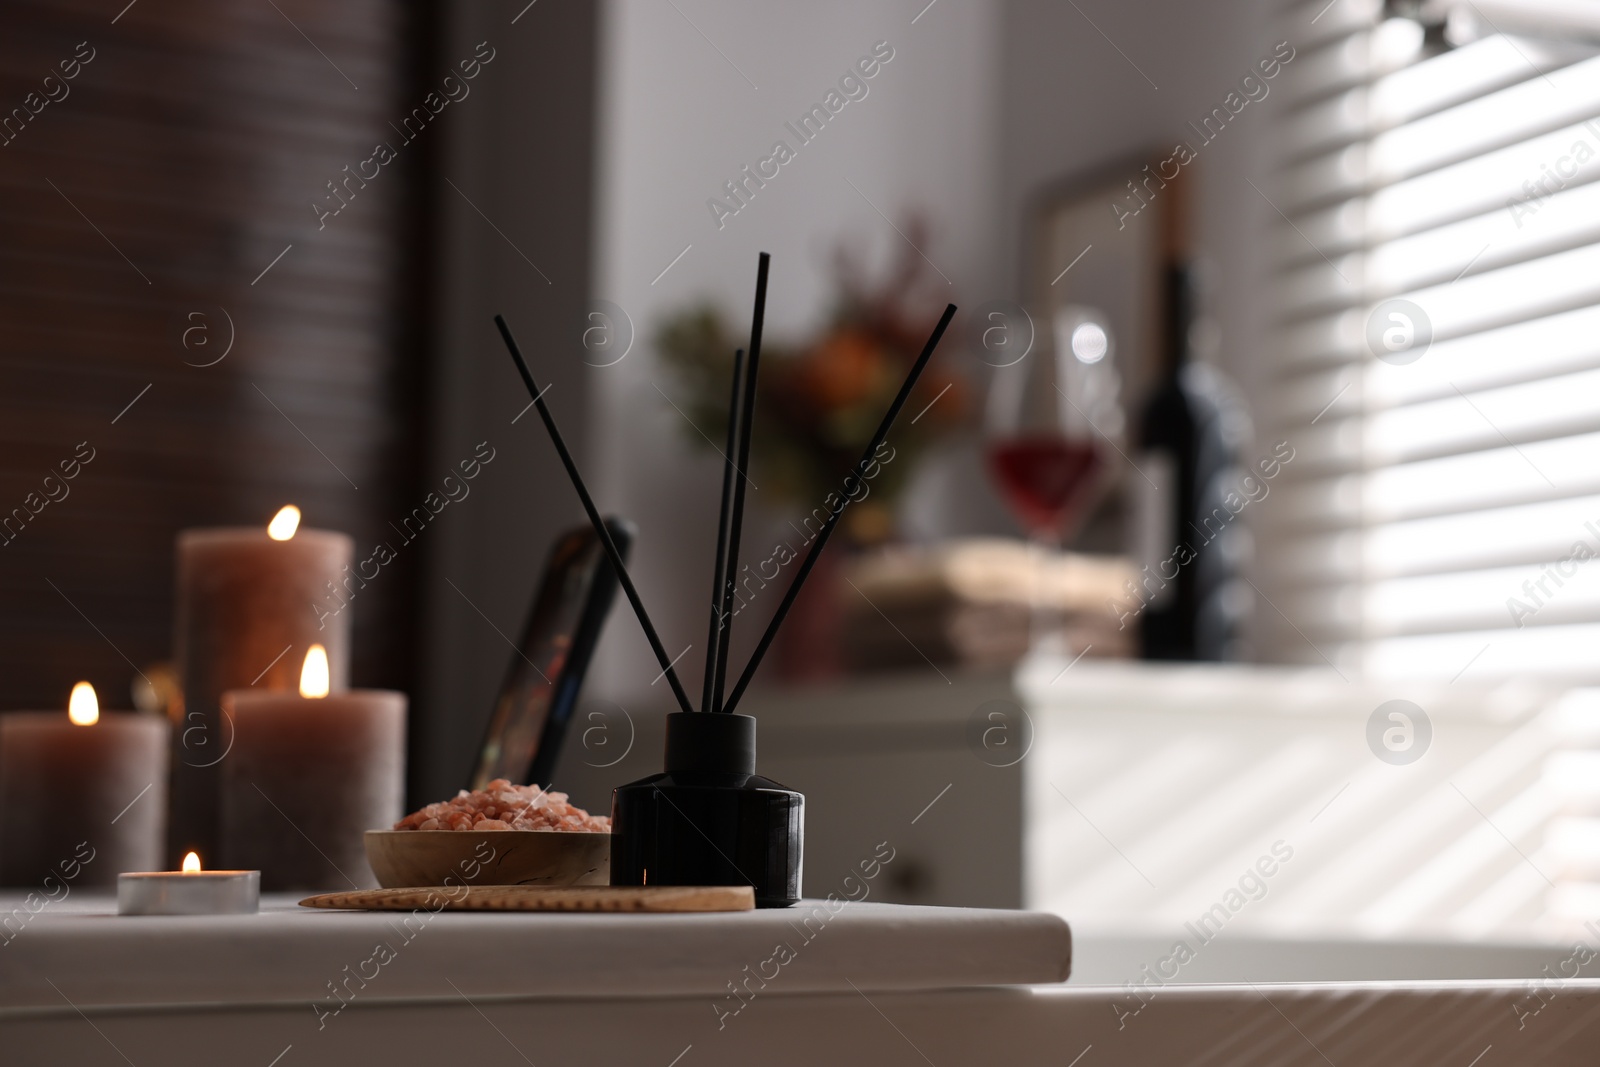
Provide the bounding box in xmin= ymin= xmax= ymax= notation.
xmin=1265 ymin=0 xmax=1600 ymax=682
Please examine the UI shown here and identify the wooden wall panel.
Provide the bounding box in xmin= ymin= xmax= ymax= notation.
xmin=0 ymin=0 xmax=426 ymax=709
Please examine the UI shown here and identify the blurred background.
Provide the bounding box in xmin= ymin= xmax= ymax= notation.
xmin=7 ymin=0 xmax=1600 ymax=964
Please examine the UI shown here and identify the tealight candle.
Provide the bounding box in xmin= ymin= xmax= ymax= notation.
xmin=172 ymin=505 xmax=354 ymax=862
xmin=117 ymin=851 xmax=260 ymax=915
xmin=0 ymin=683 xmax=169 ymax=888
xmin=219 ymin=646 xmax=405 ymax=890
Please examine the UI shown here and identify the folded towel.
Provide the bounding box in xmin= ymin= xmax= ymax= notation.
xmin=840 ymin=540 xmax=1138 ymax=672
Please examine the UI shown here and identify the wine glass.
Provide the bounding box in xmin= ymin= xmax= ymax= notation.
xmin=983 ymin=305 xmax=1122 ymax=656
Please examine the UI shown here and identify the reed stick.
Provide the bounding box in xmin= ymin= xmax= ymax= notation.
xmin=720 ymin=303 xmax=957 ymax=715
xmin=494 ymin=314 xmax=696 ymax=717
xmin=700 ymin=348 xmax=746 ymax=713
xmin=712 ymin=253 xmax=770 ymax=712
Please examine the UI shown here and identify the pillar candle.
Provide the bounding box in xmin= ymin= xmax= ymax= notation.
xmin=172 ymin=505 xmax=353 ymax=862
xmin=0 ymin=684 xmax=168 ymax=888
xmin=219 ymin=648 xmax=405 ymax=891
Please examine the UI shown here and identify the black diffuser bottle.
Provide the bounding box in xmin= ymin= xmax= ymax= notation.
xmin=611 ymin=711 xmax=803 ymax=908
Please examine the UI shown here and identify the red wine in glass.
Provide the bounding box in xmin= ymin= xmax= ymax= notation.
xmin=986 ymin=435 xmax=1103 ymax=538
xmin=981 ymin=304 xmax=1120 ymax=657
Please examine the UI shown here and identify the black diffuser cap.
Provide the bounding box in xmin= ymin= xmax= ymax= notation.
xmin=664 ymin=712 xmax=755 ymax=776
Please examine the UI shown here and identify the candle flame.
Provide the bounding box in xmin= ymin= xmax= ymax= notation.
xmin=182 ymin=851 xmax=201 ymax=873
xmin=300 ymin=645 xmax=330 ymax=699
xmin=68 ymin=682 xmax=99 ymax=726
xmin=267 ymin=505 xmax=301 ymax=541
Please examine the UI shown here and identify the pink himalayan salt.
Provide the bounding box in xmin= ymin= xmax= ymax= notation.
xmin=394 ymin=779 xmax=610 ymax=832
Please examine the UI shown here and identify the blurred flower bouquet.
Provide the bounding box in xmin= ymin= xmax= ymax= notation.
xmin=657 ymin=222 xmax=964 ymax=545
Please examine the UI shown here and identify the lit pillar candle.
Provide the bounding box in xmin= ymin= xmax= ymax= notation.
xmin=219 ymin=647 xmax=405 ymax=891
xmin=0 ymin=684 xmax=169 ymax=888
xmin=172 ymin=505 xmax=353 ymax=862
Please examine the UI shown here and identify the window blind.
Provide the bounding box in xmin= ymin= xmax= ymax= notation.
xmin=0 ymin=1 xmax=427 ymax=707
xmin=1264 ymin=0 xmax=1600 ymax=682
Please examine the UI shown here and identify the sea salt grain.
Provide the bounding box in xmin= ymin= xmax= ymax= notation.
xmin=394 ymin=779 xmax=610 ymax=832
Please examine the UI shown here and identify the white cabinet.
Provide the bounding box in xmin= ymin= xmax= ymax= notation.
xmin=554 ymin=659 xmax=1571 ymax=939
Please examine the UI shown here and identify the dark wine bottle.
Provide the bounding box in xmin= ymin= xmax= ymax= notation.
xmin=1132 ymin=265 xmax=1253 ymax=660
xmin=1133 ymin=263 xmax=1202 ymax=659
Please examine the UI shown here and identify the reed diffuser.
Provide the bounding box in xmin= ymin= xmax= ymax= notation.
xmin=495 ymin=254 xmax=955 ymax=907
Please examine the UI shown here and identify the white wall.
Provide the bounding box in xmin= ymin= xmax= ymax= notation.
xmin=587 ymin=0 xmax=1005 ymax=703
xmin=999 ymin=0 xmax=1278 ymax=391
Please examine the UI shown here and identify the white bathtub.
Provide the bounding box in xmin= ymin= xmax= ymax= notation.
xmin=1068 ymin=927 xmax=1595 ymax=984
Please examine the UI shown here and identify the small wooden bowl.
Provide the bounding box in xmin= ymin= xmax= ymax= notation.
xmin=365 ymin=830 xmax=609 ymax=889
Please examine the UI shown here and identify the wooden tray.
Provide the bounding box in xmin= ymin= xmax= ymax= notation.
xmin=299 ymin=884 xmax=754 ymax=913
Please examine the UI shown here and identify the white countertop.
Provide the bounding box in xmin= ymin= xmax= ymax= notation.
xmin=0 ymin=892 xmax=1071 ymax=1012
xmin=10 ymin=892 xmax=1600 ymax=1067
